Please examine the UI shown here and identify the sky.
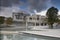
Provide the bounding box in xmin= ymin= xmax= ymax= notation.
xmin=0 ymin=0 xmax=60 ymax=17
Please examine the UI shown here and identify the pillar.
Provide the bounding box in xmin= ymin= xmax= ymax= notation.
xmin=26 ymin=21 xmax=28 ymax=31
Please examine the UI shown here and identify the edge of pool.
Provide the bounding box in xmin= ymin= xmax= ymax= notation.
xmin=20 ymin=29 xmax=60 ymax=38
xmin=0 ymin=29 xmax=60 ymax=39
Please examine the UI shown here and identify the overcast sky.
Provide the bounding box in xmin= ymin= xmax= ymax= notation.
xmin=0 ymin=0 xmax=60 ymax=17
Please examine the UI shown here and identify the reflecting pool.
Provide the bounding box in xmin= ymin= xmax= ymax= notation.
xmin=0 ymin=33 xmax=60 ymax=40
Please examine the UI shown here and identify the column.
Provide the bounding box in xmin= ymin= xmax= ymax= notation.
xmin=26 ymin=21 xmax=28 ymax=31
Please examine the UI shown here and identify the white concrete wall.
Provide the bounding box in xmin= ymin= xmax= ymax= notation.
xmin=28 ymin=26 xmax=49 ymax=30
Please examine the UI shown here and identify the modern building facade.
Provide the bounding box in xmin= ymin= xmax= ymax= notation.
xmin=12 ymin=12 xmax=30 ymax=26
xmin=12 ymin=12 xmax=47 ymax=27
xmin=26 ymin=14 xmax=47 ymax=26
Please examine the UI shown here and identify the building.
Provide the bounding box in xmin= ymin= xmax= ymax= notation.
xmin=12 ymin=12 xmax=30 ymax=26
xmin=26 ymin=14 xmax=47 ymax=26
xmin=12 ymin=12 xmax=47 ymax=27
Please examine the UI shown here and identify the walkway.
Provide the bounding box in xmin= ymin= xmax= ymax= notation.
xmin=20 ymin=29 xmax=60 ymax=38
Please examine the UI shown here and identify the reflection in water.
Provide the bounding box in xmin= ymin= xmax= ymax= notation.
xmin=0 ymin=34 xmax=60 ymax=40
xmin=0 ymin=34 xmax=3 ymax=40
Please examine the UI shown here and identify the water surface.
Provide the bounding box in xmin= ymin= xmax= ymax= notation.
xmin=0 ymin=33 xmax=60 ymax=40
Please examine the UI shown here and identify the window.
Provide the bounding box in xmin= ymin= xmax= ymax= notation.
xmin=45 ymin=23 xmax=47 ymax=26
xmin=36 ymin=23 xmax=39 ymax=26
xmin=24 ymin=16 xmax=26 ymax=20
xmin=29 ymin=17 xmax=32 ymax=20
xmin=15 ymin=15 xmax=20 ymax=19
xmin=37 ymin=18 xmax=39 ymax=20
xmin=41 ymin=23 xmax=43 ymax=26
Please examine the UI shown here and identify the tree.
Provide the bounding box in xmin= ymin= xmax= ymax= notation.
xmin=5 ymin=17 xmax=13 ymax=26
xmin=46 ymin=7 xmax=58 ymax=29
xmin=0 ymin=16 xmax=5 ymax=25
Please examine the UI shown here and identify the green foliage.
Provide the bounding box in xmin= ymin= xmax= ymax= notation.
xmin=46 ymin=7 xmax=58 ymax=28
xmin=57 ymin=19 xmax=60 ymax=24
xmin=6 ymin=17 xmax=13 ymax=25
xmin=0 ymin=16 xmax=5 ymax=24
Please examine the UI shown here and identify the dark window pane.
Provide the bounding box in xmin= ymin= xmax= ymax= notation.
xmin=45 ymin=23 xmax=47 ymax=26
xmin=37 ymin=18 xmax=39 ymax=20
xmin=36 ymin=23 xmax=39 ymax=26
xmin=41 ymin=23 xmax=43 ymax=26
xmin=30 ymin=17 xmax=32 ymax=20
xmin=15 ymin=15 xmax=20 ymax=19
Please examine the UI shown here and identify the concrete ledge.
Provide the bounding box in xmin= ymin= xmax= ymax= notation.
xmin=0 ymin=31 xmax=18 ymax=34
xmin=20 ymin=29 xmax=60 ymax=38
xmin=0 ymin=29 xmax=60 ymax=38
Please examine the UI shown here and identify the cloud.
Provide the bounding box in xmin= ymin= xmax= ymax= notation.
xmin=0 ymin=0 xmax=25 ymax=17
xmin=0 ymin=0 xmax=21 ymax=7
xmin=35 ymin=10 xmax=47 ymax=16
xmin=27 ymin=0 xmax=51 ymax=12
xmin=0 ymin=0 xmax=51 ymax=12
xmin=35 ymin=10 xmax=60 ymax=16
xmin=58 ymin=10 xmax=60 ymax=15
xmin=0 ymin=6 xmax=20 ymax=17
xmin=1 ymin=0 xmax=59 ymax=17
xmin=0 ymin=7 xmax=12 ymax=17
xmin=0 ymin=6 xmax=31 ymax=17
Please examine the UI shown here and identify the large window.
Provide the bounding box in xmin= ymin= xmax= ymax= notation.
xmin=44 ymin=23 xmax=47 ymax=26
xmin=15 ymin=15 xmax=23 ymax=19
xmin=36 ymin=23 xmax=39 ymax=26
xmin=15 ymin=13 xmax=24 ymax=19
xmin=15 ymin=15 xmax=19 ymax=19
xmin=29 ymin=17 xmax=32 ymax=20
xmin=37 ymin=17 xmax=39 ymax=20
xmin=41 ymin=23 xmax=43 ymax=26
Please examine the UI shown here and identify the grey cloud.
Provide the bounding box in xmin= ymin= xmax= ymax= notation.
xmin=27 ymin=0 xmax=51 ymax=12
xmin=0 ymin=0 xmax=52 ymax=13
xmin=0 ymin=0 xmax=21 ymax=7
xmin=0 ymin=0 xmax=24 ymax=12
xmin=0 ymin=7 xmax=20 ymax=17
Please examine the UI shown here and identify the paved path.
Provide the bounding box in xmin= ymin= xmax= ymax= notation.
xmin=20 ymin=29 xmax=60 ymax=38
xmin=0 ymin=29 xmax=60 ymax=38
